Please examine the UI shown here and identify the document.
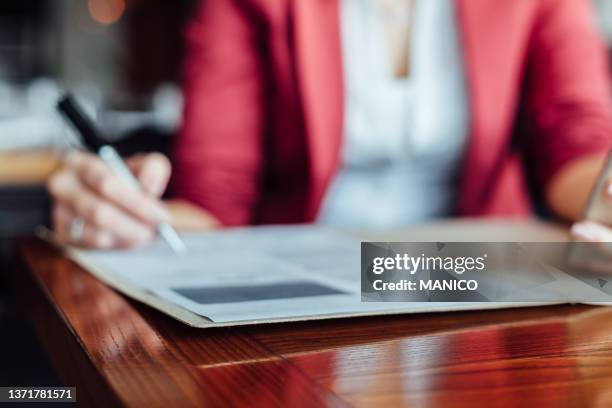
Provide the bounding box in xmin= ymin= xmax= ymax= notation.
xmin=62 ymin=225 xmax=575 ymax=328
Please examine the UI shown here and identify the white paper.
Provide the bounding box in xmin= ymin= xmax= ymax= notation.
xmin=71 ymin=225 xmax=566 ymax=324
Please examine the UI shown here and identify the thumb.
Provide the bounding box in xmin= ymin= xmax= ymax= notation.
xmin=127 ymin=153 xmax=171 ymax=197
xmin=571 ymin=221 xmax=612 ymax=242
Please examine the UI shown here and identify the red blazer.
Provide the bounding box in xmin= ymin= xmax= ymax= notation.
xmin=173 ymin=0 xmax=612 ymax=226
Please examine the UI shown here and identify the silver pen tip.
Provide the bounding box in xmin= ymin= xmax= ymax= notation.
xmin=157 ymin=223 xmax=187 ymax=254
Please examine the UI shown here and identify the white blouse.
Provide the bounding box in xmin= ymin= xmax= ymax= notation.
xmin=318 ymin=0 xmax=470 ymax=229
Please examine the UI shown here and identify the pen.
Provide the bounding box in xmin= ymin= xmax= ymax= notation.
xmin=56 ymin=93 xmax=187 ymax=254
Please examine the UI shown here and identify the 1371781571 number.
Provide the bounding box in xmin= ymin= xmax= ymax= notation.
xmin=1 ymin=387 xmax=75 ymax=402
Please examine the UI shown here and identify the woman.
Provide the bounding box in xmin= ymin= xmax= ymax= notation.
xmin=48 ymin=0 xmax=612 ymax=248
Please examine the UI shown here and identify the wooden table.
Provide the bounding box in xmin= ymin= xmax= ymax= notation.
xmin=11 ymin=237 xmax=612 ymax=407
xmin=0 ymin=150 xmax=59 ymax=186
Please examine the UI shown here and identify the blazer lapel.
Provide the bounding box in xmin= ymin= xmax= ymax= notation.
xmin=456 ymin=0 xmax=488 ymax=213
xmin=455 ymin=0 xmax=525 ymax=213
xmin=291 ymin=0 xmax=344 ymax=218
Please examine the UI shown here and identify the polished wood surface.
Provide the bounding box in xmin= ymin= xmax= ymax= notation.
xmin=0 ymin=150 xmax=59 ymax=185
xmin=12 ymin=237 xmax=612 ymax=407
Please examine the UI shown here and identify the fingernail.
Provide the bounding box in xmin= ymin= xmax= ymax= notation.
xmin=571 ymin=223 xmax=596 ymax=241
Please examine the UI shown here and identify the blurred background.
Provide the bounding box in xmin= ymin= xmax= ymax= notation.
xmin=0 ymin=0 xmax=198 ymax=386
xmin=0 ymin=0 xmax=610 ymax=386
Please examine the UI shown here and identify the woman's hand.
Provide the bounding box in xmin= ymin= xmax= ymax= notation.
xmin=571 ymin=179 xmax=612 ymax=242
xmin=48 ymin=151 xmax=172 ymax=249
xmin=547 ymin=154 xmax=612 ymax=242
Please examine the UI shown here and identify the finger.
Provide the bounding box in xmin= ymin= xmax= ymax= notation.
xmin=49 ymin=170 xmax=156 ymax=243
xmin=64 ymin=151 xmax=170 ymax=224
xmin=571 ymin=221 xmax=612 ymax=242
xmin=127 ymin=153 xmax=171 ymax=197
xmin=605 ymin=179 xmax=612 ymax=203
xmin=52 ymin=202 xmax=74 ymax=244
xmin=53 ymin=203 xmax=116 ymax=248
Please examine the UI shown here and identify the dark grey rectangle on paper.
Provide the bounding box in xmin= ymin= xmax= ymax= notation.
xmin=174 ymin=282 xmax=346 ymax=304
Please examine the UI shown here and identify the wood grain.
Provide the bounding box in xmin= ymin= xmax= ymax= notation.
xmin=12 ymin=237 xmax=612 ymax=407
